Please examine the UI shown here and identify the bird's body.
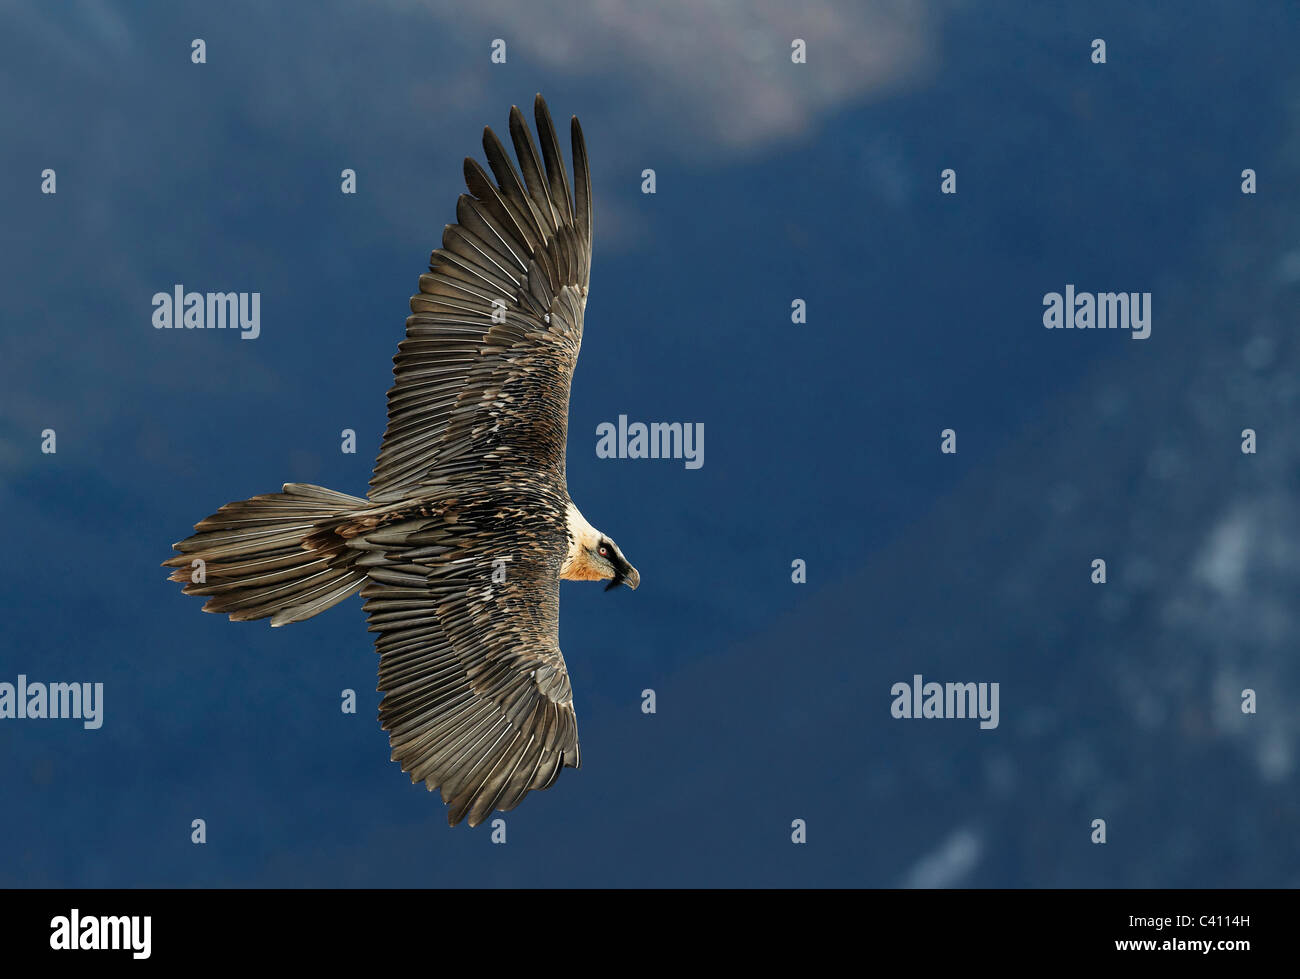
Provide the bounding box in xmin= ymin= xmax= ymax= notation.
xmin=164 ymin=96 xmax=637 ymax=828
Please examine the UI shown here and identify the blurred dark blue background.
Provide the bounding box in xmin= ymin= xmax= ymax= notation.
xmin=1 ymin=0 xmax=1297 ymax=886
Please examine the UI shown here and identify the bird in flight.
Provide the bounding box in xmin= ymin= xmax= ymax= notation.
xmin=164 ymin=95 xmax=638 ymax=827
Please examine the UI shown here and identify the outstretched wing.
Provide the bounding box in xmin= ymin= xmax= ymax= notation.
xmin=353 ymin=490 xmax=579 ymax=827
xmin=369 ymin=94 xmax=594 ymax=503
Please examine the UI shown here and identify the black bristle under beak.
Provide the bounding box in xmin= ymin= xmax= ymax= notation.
xmin=605 ymin=563 xmax=640 ymax=591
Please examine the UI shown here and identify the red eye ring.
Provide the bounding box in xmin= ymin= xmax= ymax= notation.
xmin=599 ymin=546 xmax=608 ymax=556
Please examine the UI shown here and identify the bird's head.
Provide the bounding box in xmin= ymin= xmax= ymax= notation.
xmin=563 ymin=503 xmax=639 ymax=591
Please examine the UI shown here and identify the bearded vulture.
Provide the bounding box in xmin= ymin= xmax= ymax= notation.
xmin=164 ymin=95 xmax=638 ymax=828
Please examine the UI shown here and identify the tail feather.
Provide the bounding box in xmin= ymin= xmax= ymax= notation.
xmin=164 ymin=483 xmax=370 ymax=627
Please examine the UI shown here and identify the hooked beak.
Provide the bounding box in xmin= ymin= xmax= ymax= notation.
xmin=605 ymin=564 xmax=640 ymax=591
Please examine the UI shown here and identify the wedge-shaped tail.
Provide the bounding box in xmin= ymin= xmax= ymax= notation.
xmin=163 ymin=483 xmax=368 ymax=627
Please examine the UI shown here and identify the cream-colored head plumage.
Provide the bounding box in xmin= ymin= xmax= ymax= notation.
xmin=562 ymin=502 xmax=639 ymax=589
